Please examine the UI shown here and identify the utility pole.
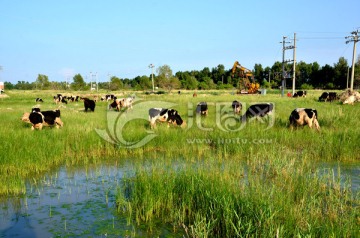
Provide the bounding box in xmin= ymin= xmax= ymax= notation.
xmin=108 ymin=73 xmax=111 ymax=91
xmin=280 ymin=36 xmax=295 ymax=96
xmin=149 ymin=64 xmax=155 ymax=92
xmin=347 ymin=67 xmax=350 ymax=89
xmin=292 ymin=33 xmax=296 ymax=95
xmin=345 ymin=30 xmax=359 ymax=91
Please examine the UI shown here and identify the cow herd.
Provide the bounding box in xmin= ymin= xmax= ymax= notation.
xmin=22 ymin=90 xmax=359 ymax=131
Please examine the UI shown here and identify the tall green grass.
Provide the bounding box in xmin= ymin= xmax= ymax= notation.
xmin=116 ymin=156 xmax=359 ymax=237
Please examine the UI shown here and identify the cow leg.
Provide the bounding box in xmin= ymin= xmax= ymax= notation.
xmin=313 ymin=119 xmax=320 ymax=131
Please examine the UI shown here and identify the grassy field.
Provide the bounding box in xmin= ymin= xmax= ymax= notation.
xmin=0 ymin=89 xmax=359 ymax=236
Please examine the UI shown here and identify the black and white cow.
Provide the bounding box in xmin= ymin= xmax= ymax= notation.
xmin=196 ymin=102 xmax=208 ymax=116
xmin=68 ymin=95 xmax=79 ymax=102
xmin=319 ymin=92 xmax=338 ymax=102
xmin=232 ymin=100 xmax=242 ymax=115
xmin=293 ymin=90 xmax=307 ymax=98
xmin=83 ymin=98 xmax=96 ymax=112
xmin=53 ymin=94 xmax=67 ymax=104
xmin=28 ymin=108 xmax=63 ymax=130
xmin=114 ymin=96 xmax=135 ymax=112
xmin=289 ymin=108 xmax=320 ymax=131
xmin=108 ymin=99 xmax=119 ymax=111
xmin=318 ymin=92 xmax=329 ymax=102
xmin=104 ymin=94 xmax=115 ymax=101
xmin=35 ymin=98 xmax=44 ymax=103
xmin=148 ymin=108 xmax=186 ymax=129
xmin=241 ymin=103 xmax=274 ymax=121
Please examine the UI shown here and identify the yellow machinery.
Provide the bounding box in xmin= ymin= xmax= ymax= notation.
xmin=231 ymin=61 xmax=259 ymax=94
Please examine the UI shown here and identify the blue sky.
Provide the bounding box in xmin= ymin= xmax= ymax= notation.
xmin=0 ymin=0 xmax=359 ymax=84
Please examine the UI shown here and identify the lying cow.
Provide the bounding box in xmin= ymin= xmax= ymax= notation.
xmin=27 ymin=108 xmax=63 ymax=130
xmin=289 ymin=108 xmax=320 ymax=131
xmin=293 ymin=90 xmax=307 ymax=98
xmin=196 ymin=102 xmax=208 ymax=116
xmin=149 ymin=108 xmax=186 ymax=129
xmin=83 ymin=98 xmax=96 ymax=112
xmin=241 ymin=103 xmax=274 ymax=122
xmin=21 ymin=112 xmax=31 ymax=123
xmin=232 ymin=100 xmax=242 ymax=115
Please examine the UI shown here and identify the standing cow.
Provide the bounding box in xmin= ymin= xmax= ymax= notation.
xmin=289 ymin=108 xmax=320 ymax=131
xmin=83 ymin=98 xmax=96 ymax=112
xmin=196 ymin=102 xmax=208 ymax=116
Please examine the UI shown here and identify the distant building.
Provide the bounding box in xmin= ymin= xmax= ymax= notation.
xmin=0 ymin=82 xmax=4 ymax=93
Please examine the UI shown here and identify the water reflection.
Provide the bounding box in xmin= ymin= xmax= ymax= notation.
xmin=0 ymin=163 xmax=177 ymax=237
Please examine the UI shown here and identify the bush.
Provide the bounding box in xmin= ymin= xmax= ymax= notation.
xmin=300 ymin=83 xmax=314 ymax=90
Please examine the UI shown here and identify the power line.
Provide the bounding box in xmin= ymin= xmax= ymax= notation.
xmin=300 ymin=37 xmax=343 ymax=39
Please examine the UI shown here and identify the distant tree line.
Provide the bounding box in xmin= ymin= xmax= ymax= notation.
xmin=3 ymin=56 xmax=360 ymax=91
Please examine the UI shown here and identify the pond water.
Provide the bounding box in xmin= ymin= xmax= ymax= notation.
xmin=0 ymin=162 xmax=359 ymax=237
xmin=0 ymin=163 xmax=181 ymax=237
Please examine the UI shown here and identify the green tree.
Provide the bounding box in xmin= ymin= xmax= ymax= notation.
xmin=333 ymin=57 xmax=348 ymax=89
xmin=156 ymin=65 xmax=180 ymax=91
xmin=110 ymin=76 xmax=123 ymax=91
xmin=71 ymin=74 xmax=86 ymax=90
xmin=253 ymin=63 xmax=264 ymax=83
xmin=354 ymin=55 xmax=360 ymax=89
xmin=211 ymin=64 xmax=226 ymax=84
xmin=35 ymin=74 xmax=50 ymax=89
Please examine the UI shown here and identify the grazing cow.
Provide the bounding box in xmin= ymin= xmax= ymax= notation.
xmin=293 ymin=90 xmax=307 ymax=98
xmin=241 ymin=103 xmax=274 ymax=121
xmin=232 ymin=100 xmax=242 ymax=115
xmin=35 ymin=98 xmax=44 ymax=103
xmin=53 ymin=94 xmax=67 ymax=104
xmin=108 ymin=100 xmax=119 ymax=111
xmin=115 ymin=96 xmax=134 ymax=111
xmin=318 ymin=92 xmax=329 ymax=102
xmin=196 ymin=102 xmax=208 ymax=116
xmin=105 ymin=94 xmax=116 ymax=101
xmin=83 ymin=98 xmax=96 ymax=112
xmin=68 ymin=95 xmax=79 ymax=102
xmin=289 ymin=108 xmax=320 ymax=131
xmin=319 ymin=92 xmax=338 ymax=102
xmin=149 ymin=108 xmax=186 ymax=129
xmin=328 ymin=92 xmax=339 ymax=102
xmin=28 ymin=108 xmax=63 ymax=130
